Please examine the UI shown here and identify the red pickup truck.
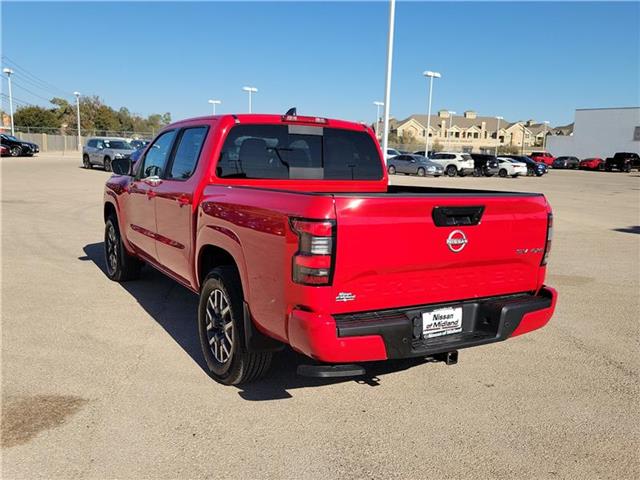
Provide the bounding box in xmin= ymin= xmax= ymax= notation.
xmin=103 ymin=113 xmax=557 ymax=385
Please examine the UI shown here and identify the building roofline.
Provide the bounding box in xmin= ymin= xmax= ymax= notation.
xmin=575 ymin=107 xmax=640 ymax=111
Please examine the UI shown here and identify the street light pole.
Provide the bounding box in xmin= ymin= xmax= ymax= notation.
xmin=381 ymin=0 xmax=396 ymax=165
xmin=494 ymin=116 xmax=503 ymax=156
xmin=521 ymin=123 xmax=526 ymax=155
xmin=73 ymin=92 xmax=81 ymax=151
xmin=208 ymin=99 xmax=221 ymax=115
xmin=242 ymin=87 xmax=257 ymax=113
xmin=447 ymin=111 xmax=456 ymax=150
xmin=542 ymin=120 xmax=549 ymax=150
xmin=422 ymin=71 xmax=441 ymax=155
xmin=3 ymin=68 xmax=15 ymax=135
xmin=373 ymin=101 xmax=384 ymax=139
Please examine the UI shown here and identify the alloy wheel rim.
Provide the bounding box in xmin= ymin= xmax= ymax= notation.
xmin=106 ymin=224 xmax=118 ymax=275
xmin=205 ymin=289 xmax=234 ymax=364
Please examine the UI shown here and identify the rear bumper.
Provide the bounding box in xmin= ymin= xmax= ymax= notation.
xmin=287 ymin=287 xmax=557 ymax=363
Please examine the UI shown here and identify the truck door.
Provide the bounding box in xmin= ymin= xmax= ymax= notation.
xmin=154 ymin=126 xmax=208 ymax=285
xmin=123 ymin=130 xmax=177 ymax=261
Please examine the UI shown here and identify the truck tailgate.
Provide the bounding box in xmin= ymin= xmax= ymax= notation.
xmin=331 ymin=193 xmax=549 ymax=314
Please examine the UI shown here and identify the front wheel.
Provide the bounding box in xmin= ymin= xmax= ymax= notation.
xmin=10 ymin=146 xmax=21 ymax=157
xmin=499 ymin=168 xmax=508 ymax=178
xmin=387 ymin=165 xmax=396 ymax=175
xmin=104 ymin=156 xmax=112 ymax=172
xmin=104 ymin=216 xmax=142 ymax=282
xmin=417 ymin=167 xmax=426 ymax=177
xmin=83 ymin=154 xmax=92 ymax=169
xmin=198 ymin=266 xmax=273 ymax=385
xmin=446 ymin=165 xmax=457 ymax=177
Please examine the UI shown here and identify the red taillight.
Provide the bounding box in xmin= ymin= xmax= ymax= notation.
xmin=290 ymin=219 xmax=335 ymax=285
xmin=281 ymin=115 xmax=328 ymax=125
xmin=541 ymin=213 xmax=553 ymax=265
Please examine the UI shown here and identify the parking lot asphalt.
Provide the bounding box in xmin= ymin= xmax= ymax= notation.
xmin=2 ymin=153 xmax=639 ymax=479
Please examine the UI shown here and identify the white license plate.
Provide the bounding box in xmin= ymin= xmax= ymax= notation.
xmin=422 ymin=307 xmax=463 ymax=339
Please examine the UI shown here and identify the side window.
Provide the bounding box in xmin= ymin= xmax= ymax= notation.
xmin=168 ymin=127 xmax=207 ymax=180
xmin=96 ymin=140 xmax=104 ymax=149
xmin=140 ymin=130 xmax=176 ymax=179
xmin=87 ymin=139 xmax=96 ymax=148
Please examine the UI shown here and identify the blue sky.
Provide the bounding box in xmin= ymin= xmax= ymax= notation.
xmin=2 ymin=1 xmax=639 ymax=126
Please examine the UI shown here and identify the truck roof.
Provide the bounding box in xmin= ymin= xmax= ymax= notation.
xmin=166 ymin=114 xmax=371 ymax=132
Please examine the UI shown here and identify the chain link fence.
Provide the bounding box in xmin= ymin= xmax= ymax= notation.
xmin=9 ymin=126 xmax=155 ymax=152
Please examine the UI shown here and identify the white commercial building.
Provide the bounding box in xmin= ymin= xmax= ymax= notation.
xmin=547 ymin=107 xmax=640 ymax=159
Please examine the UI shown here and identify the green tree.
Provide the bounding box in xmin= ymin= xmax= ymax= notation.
xmin=14 ymin=106 xmax=59 ymax=129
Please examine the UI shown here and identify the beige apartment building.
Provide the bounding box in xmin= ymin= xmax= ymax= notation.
xmin=392 ymin=110 xmax=572 ymax=153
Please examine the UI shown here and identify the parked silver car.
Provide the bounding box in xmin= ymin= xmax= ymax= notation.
xmin=82 ymin=137 xmax=136 ymax=171
xmin=387 ymin=154 xmax=444 ymax=177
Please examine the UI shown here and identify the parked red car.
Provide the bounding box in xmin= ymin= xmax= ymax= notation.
xmin=0 ymin=145 xmax=8 ymax=156
xmin=579 ymin=157 xmax=605 ymax=171
xmin=103 ymin=113 xmax=557 ymax=385
xmin=530 ymin=151 xmax=556 ymax=166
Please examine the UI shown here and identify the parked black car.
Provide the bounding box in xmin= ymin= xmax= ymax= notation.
xmin=470 ymin=153 xmax=500 ymax=177
xmin=0 ymin=133 xmax=40 ymax=157
xmin=605 ymin=152 xmax=640 ymax=172
xmin=552 ymin=156 xmax=580 ymax=169
xmin=503 ymin=155 xmax=548 ymax=176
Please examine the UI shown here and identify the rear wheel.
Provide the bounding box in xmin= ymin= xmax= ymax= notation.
xmin=10 ymin=146 xmax=21 ymax=157
xmin=417 ymin=167 xmax=426 ymax=177
xmin=83 ymin=154 xmax=92 ymax=169
xmin=387 ymin=165 xmax=396 ymax=175
xmin=446 ymin=165 xmax=457 ymax=177
xmin=104 ymin=156 xmax=112 ymax=172
xmin=598 ymin=163 xmax=605 ymax=171
xmin=104 ymin=216 xmax=142 ymax=282
xmin=499 ymin=168 xmax=508 ymax=178
xmin=198 ymin=266 xmax=272 ymax=385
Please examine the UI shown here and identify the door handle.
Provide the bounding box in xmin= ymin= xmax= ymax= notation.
xmin=143 ymin=176 xmax=162 ymax=187
xmin=177 ymin=194 xmax=191 ymax=206
xmin=147 ymin=190 xmax=156 ymax=199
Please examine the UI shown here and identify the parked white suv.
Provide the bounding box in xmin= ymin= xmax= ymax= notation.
xmin=497 ymin=157 xmax=528 ymax=178
xmin=429 ymin=152 xmax=475 ymax=177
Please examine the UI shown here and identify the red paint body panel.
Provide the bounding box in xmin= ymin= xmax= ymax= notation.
xmin=511 ymin=286 xmax=558 ymax=337
xmin=104 ymin=113 xmax=557 ymax=364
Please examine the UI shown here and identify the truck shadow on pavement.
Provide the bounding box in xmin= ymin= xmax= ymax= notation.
xmin=81 ymin=242 xmax=437 ymax=401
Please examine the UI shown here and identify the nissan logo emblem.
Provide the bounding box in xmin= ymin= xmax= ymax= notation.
xmin=446 ymin=230 xmax=468 ymax=253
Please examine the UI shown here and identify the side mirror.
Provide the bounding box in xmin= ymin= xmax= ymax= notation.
xmin=112 ymin=157 xmax=132 ymax=176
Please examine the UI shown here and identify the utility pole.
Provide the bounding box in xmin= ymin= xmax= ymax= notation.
xmin=381 ymin=0 xmax=396 ymax=165
xmin=3 ymin=68 xmax=15 ymax=135
xmin=73 ymin=92 xmax=81 ymax=151
xmin=423 ymin=71 xmax=441 ymax=155
xmin=494 ymin=116 xmax=503 ymax=156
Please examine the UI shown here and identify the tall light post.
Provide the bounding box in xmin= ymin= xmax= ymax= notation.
xmin=3 ymin=68 xmax=15 ymax=135
xmin=208 ymin=99 xmax=221 ymax=115
xmin=242 ymin=86 xmax=257 ymax=113
xmin=373 ymin=101 xmax=384 ymax=139
xmin=542 ymin=120 xmax=549 ymax=150
xmin=447 ymin=110 xmax=456 ymax=150
xmin=73 ymin=91 xmax=81 ymax=151
xmin=381 ymin=0 xmax=396 ymax=165
xmin=422 ymin=70 xmax=441 ymax=155
xmin=494 ymin=115 xmax=503 ymax=156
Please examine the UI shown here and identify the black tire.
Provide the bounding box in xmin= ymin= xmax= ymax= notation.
xmin=598 ymin=163 xmax=605 ymax=171
xmin=104 ymin=156 xmax=112 ymax=172
xmin=198 ymin=266 xmax=272 ymax=385
xmin=511 ymin=174 xmax=519 ymax=178
xmin=605 ymin=165 xmax=612 ymax=172
xmin=417 ymin=167 xmax=426 ymax=177
xmin=104 ymin=216 xmax=142 ymax=282
xmin=535 ymin=171 xmax=543 ymax=177
xmin=83 ymin=154 xmax=92 ymax=169
xmin=446 ymin=165 xmax=457 ymax=177
xmin=499 ymin=168 xmax=508 ymax=178
xmin=388 ymin=165 xmax=396 ymax=175
xmin=10 ymin=146 xmax=21 ymax=157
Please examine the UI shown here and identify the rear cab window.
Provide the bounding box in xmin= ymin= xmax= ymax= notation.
xmin=216 ymin=124 xmax=383 ymax=180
